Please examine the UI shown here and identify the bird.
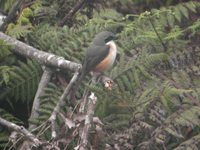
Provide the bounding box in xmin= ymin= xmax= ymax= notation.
xmin=69 ymin=31 xmax=117 ymax=100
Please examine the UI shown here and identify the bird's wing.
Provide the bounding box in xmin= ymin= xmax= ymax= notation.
xmin=82 ymin=44 xmax=110 ymax=73
xmin=69 ymin=44 xmax=109 ymax=101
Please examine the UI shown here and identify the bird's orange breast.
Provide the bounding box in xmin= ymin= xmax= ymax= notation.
xmin=93 ymin=49 xmax=112 ymax=72
xmin=93 ymin=41 xmax=117 ymax=72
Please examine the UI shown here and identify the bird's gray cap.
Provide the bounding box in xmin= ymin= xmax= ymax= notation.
xmin=92 ymin=31 xmax=116 ymax=45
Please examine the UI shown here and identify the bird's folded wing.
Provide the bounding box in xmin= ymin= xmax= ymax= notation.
xmin=82 ymin=44 xmax=110 ymax=73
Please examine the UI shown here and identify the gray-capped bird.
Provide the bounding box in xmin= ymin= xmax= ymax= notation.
xmin=70 ymin=31 xmax=117 ymax=99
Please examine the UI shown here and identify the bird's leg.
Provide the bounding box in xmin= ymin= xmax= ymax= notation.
xmin=90 ymin=71 xmax=102 ymax=83
xmin=91 ymin=72 xmax=114 ymax=89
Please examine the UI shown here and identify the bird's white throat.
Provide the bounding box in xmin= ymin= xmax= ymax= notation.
xmin=105 ymin=40 xmax=117 ymax=69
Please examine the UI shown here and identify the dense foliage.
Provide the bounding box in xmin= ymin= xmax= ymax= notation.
xmin=0 ymin=0 xmax=200 ymax=149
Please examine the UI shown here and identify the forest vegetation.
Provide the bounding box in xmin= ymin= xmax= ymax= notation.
xmin=0 ymin=0 xmax=200 ymax=149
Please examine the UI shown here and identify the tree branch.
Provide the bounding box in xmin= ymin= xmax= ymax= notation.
xmin=79 ymin=92 xmax=97 ymax=150
xmin=49 ymin=71 xmax=80 ymax=138
xmin=0 ymin=32 xmax=81 ymax=71
xmin=0 ymin=0 xmax=25 ymax=32
xmin=29 ymin=67 xmax=53 ymax=131
xmin=0 ymin=117 xmax=41 ymax=147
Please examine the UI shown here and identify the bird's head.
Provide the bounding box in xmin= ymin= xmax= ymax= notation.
xmin=93 ymin=31 xmax=117 ymax=45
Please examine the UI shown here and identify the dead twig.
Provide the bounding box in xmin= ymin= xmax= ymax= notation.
xmin=79 ymin=92 xmax=98 ymax=150
xmin=49 ymin=71 xmax=80 ymax=139
xmin=29 ymin=67 xmax=53 ymax=131
xmin=0 ymin=117 xmax=41 ymax=147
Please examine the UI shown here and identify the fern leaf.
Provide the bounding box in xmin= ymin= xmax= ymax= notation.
xmin=7 ymin=60 xmax=42 ymax=102
xmin=178 ymin=4 xmax=189 ymax=19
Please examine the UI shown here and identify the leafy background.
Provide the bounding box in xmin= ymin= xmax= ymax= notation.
xmin=0 ymin=0 xmax=200 ymax=149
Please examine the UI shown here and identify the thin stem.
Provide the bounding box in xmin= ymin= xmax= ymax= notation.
xmin=148 ymin=14 xmax=167 ymax=52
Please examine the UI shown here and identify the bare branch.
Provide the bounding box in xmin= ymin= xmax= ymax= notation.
xmin=79 ymin=92 xmax=98 ymax=150
xmin=0 ymin=0 xmax=25 ymax=32
xmin=49 ymin=71 xmax=80 ymax=138
xmin=79 ymin=91 xmax=90 ymax=113
xmin=29 ymin=67 xmax=53 ymax=131
xmin=0 ymin=32 xmax=81 ymax=71
xmin=0 ymin=117 xmax=41 ymax=147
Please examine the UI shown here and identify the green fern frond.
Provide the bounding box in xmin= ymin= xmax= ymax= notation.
xmin=0 ymin=0 xmax=15 ymax=12
xmin=6 ymin=24 xmax=32 ymax=39
xmin=5 ymin=3 xmax=36 ymax=38
xmin=29 ymin=83 xmax=62 ymax=126
xmin=175 ymin=106 xmax=200 ymax=126
xmin=187 ymin=19 xmax=200 ymax=34
xmin=0 ymin=108 xmax=22 ymax=124
xmin=0 ymin=108 xmax=23 ymax=148
xmin=6 ymin=60 xmax=42 ymax=102
xmin=0 ymin=40 xmax=11 ymax=59
xmin=154 ymin=106 xmax=200 ymax=142
xmin=174 ymin=134 xmax=200 ymax=150
xmin=164 ymin=26 xmax=183 ymax=40
xmin=0 ymin=66 xmax=13 ymax=86
xmin=0 ymin=130 xmax=10 ymax=148
xmin=33 ymin=6 xmax=57 ymax=22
